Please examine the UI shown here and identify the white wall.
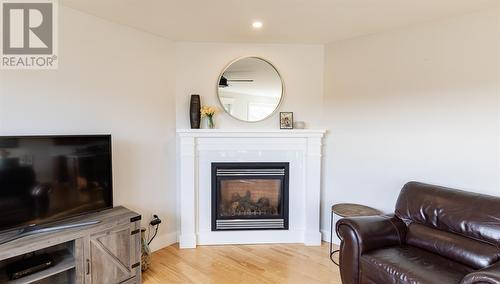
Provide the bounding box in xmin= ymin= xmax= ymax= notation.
xmin=174 ymin=43 xmax=324 ymax=129
xmin=322 ymin=8 xmax=500 ymax=243
xmin=0 ymin=7 xmax=177 ymax=251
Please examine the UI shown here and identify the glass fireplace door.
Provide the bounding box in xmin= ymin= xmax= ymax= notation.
xmin=219 ymin=178 xmax=282 ymax=218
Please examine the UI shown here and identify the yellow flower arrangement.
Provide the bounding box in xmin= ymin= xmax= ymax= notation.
xmin=200 ymin=105 xmax=217 ymax=128
xmin=200 ymin=106 xmax=217 ymax=118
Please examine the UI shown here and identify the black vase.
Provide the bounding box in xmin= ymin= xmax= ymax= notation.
xmin=189 ymin=94 xmax=201 ymax=129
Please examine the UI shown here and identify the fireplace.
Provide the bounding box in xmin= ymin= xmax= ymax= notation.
xmin=212 ymin=163 xmax=289 ymax=231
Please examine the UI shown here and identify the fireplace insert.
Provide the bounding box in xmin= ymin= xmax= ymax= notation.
xmin=212 ymin=162 xmax=289 ymax=231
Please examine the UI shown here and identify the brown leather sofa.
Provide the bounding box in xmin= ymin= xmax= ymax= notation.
xmin=336 ymin=182 xmax=500 ymax=284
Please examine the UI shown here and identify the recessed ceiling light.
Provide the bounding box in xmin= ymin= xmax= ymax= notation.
xmin=252 ymin=21 xmax=263 ymax=29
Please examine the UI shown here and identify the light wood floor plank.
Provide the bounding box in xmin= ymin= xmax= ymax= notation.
xmin=143 ymin=242 xmax=341 ymax=284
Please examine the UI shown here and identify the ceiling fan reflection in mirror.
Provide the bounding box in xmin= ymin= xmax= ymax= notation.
xmin=218 ymin=75 xmax=254 ymax=88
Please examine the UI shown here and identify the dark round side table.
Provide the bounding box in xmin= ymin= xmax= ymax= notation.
xmin=330 ymin=203 xmax=383 ymax=265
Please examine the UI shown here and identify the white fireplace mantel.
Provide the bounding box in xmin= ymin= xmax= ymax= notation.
xmin=177 ymin=128 xmax=326 ymax=137
xmin=177 ymin=129 xmax=327 ymax=248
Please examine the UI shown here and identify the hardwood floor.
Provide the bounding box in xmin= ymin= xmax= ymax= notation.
xmin=142 ymin=242 xmax=341 ymax=284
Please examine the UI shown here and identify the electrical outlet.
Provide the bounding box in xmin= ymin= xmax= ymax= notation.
xmin=150 ymin=214 xmax=161 ymax=226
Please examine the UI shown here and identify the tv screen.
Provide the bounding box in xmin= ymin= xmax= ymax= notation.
xmin=0 ymin=135 xmax=113 ymax=233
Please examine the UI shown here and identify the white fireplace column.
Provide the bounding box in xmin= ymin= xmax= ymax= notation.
xmin=178 ymin=136 xmax=197 ymax=248
xmin=177 ymin=129 xmax=326 ymax=249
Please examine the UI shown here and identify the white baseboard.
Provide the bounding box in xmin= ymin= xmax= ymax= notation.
xmin=148 ymin=229 xmax=340 ymax=250
xmin=179 ymin=233 xmax=197 ymax=249
xmin=304 ymin=231 xmax=322 ymax=246
xmin=149 ymin=231 xmax=178 ymax=252
xmin=321 ymin=229 xmax=340 ymax=245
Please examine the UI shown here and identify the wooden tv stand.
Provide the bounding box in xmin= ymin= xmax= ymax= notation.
xmin=0 ymin=206 xmax=141 ymax=284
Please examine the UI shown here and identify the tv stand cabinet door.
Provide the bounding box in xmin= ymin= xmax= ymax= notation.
xmin=84 ymin=221 xmax=141 ymax=284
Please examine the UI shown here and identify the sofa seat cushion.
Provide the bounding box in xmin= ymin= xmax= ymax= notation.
xmin=360 ymin=245 xmax=474 ymax=284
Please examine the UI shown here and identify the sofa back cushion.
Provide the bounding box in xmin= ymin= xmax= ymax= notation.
xmin=395 ymin=182 xmax=500 ymax=247
xmin=406 ymin=223 xmax=499 ymax=269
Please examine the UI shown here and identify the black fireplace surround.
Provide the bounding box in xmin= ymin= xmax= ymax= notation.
xmin=212 ymin=162 xmax=289 ymax=231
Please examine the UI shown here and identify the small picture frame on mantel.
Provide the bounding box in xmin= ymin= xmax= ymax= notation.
xmin=280 ymin=112 xmax=294 ymax=129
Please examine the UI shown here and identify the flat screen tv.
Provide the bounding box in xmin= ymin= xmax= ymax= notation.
xmin=0 ymin=135 xmax=113 ymax=237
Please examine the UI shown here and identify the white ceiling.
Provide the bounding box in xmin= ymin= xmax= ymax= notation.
xmin=61 ymin=0 xmax=500 ymax=44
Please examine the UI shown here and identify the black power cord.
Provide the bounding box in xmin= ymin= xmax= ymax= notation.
xmin=147 ymin=215 xmax=161 ymax=246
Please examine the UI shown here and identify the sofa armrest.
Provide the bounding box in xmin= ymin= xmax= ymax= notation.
xmin=335 ymin=214 xmax=406 ymax=284
xmin=461 ymin=262 xmax=500 ymax=284
xmin=336 ymin=214 xmax=406 ymax=254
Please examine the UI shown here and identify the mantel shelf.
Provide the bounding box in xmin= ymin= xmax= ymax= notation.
xmin=176 ymin=129 xmax=327 ymax=138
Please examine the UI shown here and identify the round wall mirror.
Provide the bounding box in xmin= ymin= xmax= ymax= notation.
xmin=217 ymin=57 xmax=284 ymax=122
